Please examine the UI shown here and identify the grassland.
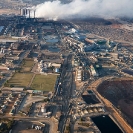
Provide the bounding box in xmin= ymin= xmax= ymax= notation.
xmin=21 ymin=59 xmax=34 ymax=72
xmin=5 ymin=73 xmax=34 ymax=87
xmin=4 ymin=71 xmax=57 ymax=91
xmin=30 ymin=74 xmax=57 ymax=91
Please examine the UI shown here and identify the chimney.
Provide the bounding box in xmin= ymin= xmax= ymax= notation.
xmin=25 ymin=9 xmax=28 ymax=15
xmin=34 ymin=10 xmax=36 ymax=18
xmin=23 ymin=9 xmax=25 ymax=16
xmin=20 ymin=8 xmax=21 ymax=15
xmin=29 ymin=10 xmax=30 ymax=18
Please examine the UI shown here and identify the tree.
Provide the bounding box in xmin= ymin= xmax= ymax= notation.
xmin=10 ymin=84 xmax=14 ymax=88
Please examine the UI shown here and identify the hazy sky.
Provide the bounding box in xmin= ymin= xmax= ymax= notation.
xmin=30 ymin=0 xmax=133 ymax=19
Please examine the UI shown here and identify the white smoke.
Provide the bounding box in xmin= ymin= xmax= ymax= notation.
xmin=30 ymin=0 xmax=133 ymax=19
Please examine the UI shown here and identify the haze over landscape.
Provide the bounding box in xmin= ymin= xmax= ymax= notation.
xmin=30 ymin=0 xmax=133 ymax=19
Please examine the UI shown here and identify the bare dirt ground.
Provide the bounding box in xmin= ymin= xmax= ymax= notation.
xmin=19 ymin=129 xmax=41 ymax=133
xmin=12 ymin=121 xmax=42 ymax=133
xmin=88 ymin=77 xmax=133 ymax=133
xmin=72 ymin=18 xmax=133 ymax=43
xmin=118 ymin=99 xmax=133 ymax=117
xmin=97 ymin=78 xmax=133 ymax=128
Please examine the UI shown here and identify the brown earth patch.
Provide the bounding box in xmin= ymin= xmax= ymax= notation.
xmin=97 ymin=78 xmax=133 ymax=127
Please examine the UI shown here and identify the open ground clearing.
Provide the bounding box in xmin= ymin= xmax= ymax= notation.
xmin=12 ymin=121 xmax=42 ymax=133
xmin=21 ymin=59 xmax=35 ymax=72
xmin=5 ymin=73 xmax=33 ymax=87
xmin=4 ymin=73 xmax=57 ymax=91
xmin=31 ymin=74 xmax=57 ymax=91
xmin=97 ymin=78 xmax=133 ymax=128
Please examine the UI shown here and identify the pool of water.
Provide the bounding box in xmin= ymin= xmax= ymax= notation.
xmin=122 ymin=69 xmax=133 ymax=75
xmin=48 ymin=47 xmax=60 ymax=52
xmin=82 ymin=94 xmax=100 ymax=104
xmin=88 ymin=90 xmax=93 ymax=94
xmin=91 ymin=115 xmax=123 ymax=133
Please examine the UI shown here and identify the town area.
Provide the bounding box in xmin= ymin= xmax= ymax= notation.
xmin=0 ymin=13 xmax=133 ymax=133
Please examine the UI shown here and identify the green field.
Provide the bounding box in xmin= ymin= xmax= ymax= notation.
xmin=31 ymin=74 xmax=57 ymax=91
xmin=5 ymin=73 xmax=34 ymax=87
xmin=21 ymin=59 xmax=34 ymax=72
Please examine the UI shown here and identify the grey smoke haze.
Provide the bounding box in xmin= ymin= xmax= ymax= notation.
xmin=30 ymin=0 xmax=133 ymax=19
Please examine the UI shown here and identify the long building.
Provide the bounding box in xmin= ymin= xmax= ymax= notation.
xmin=75 ymin=68 xmax=82 ymax=81
xmin=90 ymin=65 xmax=98 ymax=77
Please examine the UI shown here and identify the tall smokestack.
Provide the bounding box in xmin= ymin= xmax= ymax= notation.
xmin=34 ymin=10 xmax=36 ymax=18
xmin=29 ymin=10 xmax=30 ymax=18
xmin=23 ymin=9 xmax=25 ymax=16
xmin=25 ymin=9 xmax=28 ymax=15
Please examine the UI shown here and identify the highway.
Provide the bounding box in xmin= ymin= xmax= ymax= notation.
xmin=58 ymin=54 xmax=74 ymax=133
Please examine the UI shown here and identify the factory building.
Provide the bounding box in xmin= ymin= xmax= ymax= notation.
xmin=2 ymin=87 xmax=24 ymax=92
xmin=0 ymin=48 xmax=5 ymax=54
xmin=74 ymin=58 xmax=80 ymax=67
xmin=85 ymin=38 xmax=95 ymax=44
xmin=11 ymin=42 xmax=20 ymax=50
xmin=75 ymin=67 xmax=82 ymax=82
xmin=76 ymin=69 xmax=82 ymax=81
xmin=0 ymin=66 xmax=9 ymax=70
xmin=38 ymin=60 xmax=61 ymax=73
xmin=84 ymin=44 xmax=95 ymax=51
xmin=20 ymin=8 xmax=28 ymax=16
xmin=20 ymin=8 xmax=36 ymax=18
xmin=84 ymin=38 xmax=96 ymax=51
xmin=90 ymin=65 xmax=98 ymax=77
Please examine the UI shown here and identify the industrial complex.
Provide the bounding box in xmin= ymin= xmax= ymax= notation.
xmin=0 ymin=1 xmax=133 ymax=133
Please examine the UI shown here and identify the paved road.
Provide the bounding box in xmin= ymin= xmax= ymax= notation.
xmin=58 ymin=54 xmax=74 ymax=133
xmin=48 ymin=54 xmax=74 ymax=133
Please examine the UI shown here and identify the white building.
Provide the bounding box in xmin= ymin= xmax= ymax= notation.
xmin=90 ymin=65 xmax=98 ymax=77
xmin=76 ymin=68 xmax=82 ymax=81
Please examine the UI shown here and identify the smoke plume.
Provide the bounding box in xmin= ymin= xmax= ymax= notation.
xmin=30 ymin=0 xmax=133 ymax=19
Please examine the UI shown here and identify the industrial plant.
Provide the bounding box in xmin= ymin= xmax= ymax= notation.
xmin=0 ymin=0 xmax=133 ymax=133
